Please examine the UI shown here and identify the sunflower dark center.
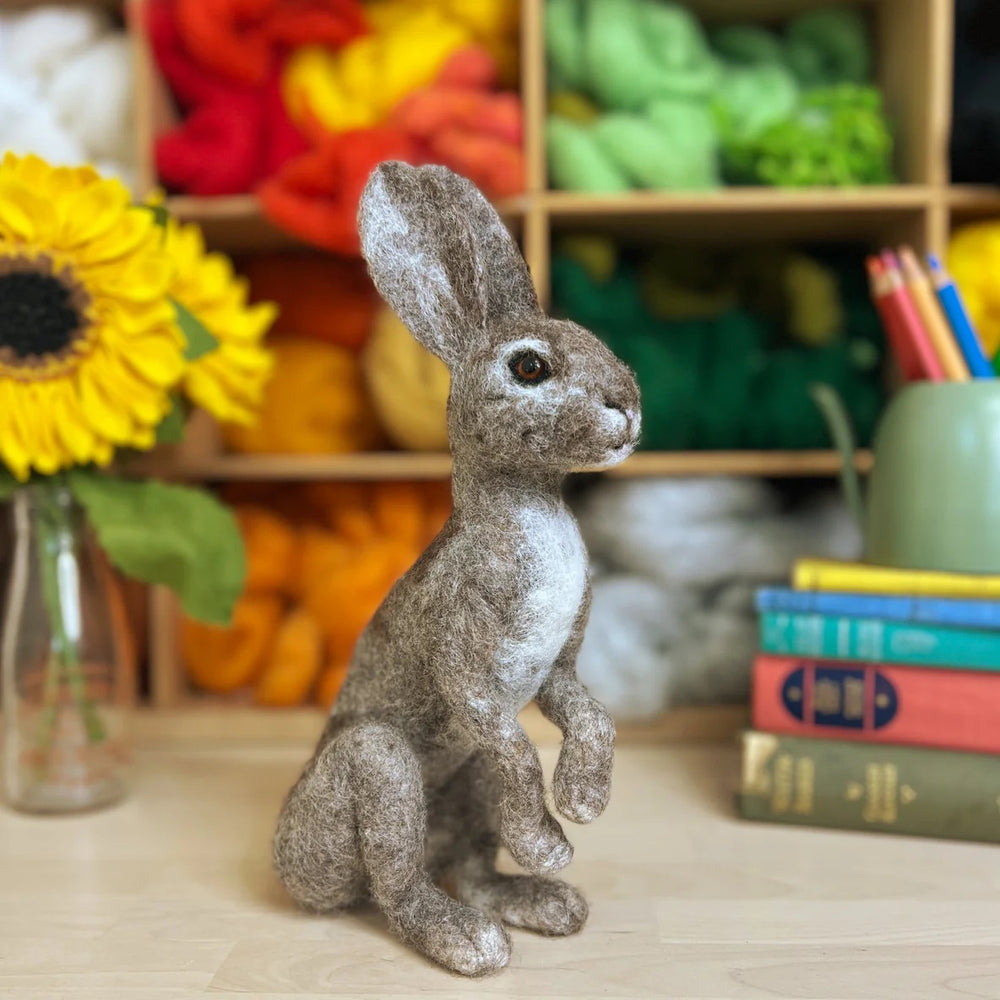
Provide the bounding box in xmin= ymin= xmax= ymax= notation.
xmin=0 ymin=272 xmax=82 ymax=359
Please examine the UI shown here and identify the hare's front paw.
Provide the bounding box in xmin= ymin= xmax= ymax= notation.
xmin=503 ymin=811 xmax=573 ymax=875
xmin=553 ymin=737 xmax=613 ymax=824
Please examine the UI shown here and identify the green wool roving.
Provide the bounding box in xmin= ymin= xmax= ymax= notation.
xmin=783 ymin=6 xmax=871 ymax=87
xmin=583 ymin=0 xmax=720 ymax=109
xmin=710 ymin=63 xmax=800 ymax=145
xmin=719 ymin=85 xmax=895 ymax=187
xmin=544 ymin=0 xmax=895 ymax=191
xmin=550 ymin=242 xmax=886 ymax=450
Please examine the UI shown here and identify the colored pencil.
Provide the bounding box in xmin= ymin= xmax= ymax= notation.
xmin=926 ymin=253 xmax=995 ymax=378
xmin=865 ymin=256 xmax=922 ymax=381
xmin=868 ymin=254 xmax=944 ymax=380
xmin=897 ymin=246 xmax=969 ymax=380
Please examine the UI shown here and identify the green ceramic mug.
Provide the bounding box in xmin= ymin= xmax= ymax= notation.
xmin=811 ymin=380 xmax=1000 ymax=575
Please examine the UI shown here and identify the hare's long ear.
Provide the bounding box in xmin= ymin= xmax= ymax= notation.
xmin=358 ymin=161 xmax=539 ymax=368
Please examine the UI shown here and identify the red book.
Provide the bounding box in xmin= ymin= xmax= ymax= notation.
xmin=752 ymin=654 xmax=1000 ymax=754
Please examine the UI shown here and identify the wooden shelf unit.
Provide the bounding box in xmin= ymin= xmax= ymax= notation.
xmin=111 ymin=0 xmax=998 ymax=715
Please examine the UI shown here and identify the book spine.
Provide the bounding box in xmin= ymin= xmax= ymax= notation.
xmin=751 ymin=654 xmax=1000 ymax=753
xmin=792 ymin=558 xmax=1000 ymax=599
xmin=755 ymin=587 xmax=1000 ymax=631
xmin=739 ymin=730 xmax=1000 ymax=843
xmin=759 ymin=612 xmax=1000 ymax=670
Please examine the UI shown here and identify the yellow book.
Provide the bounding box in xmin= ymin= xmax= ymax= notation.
xmin=792 ymin=558 xmax=1000 ymax=598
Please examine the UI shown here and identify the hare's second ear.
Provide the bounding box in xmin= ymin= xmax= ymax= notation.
xmin=358 ymin=161 xmax=539 ymax=368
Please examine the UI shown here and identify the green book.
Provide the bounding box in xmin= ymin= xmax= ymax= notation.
xmin=738 ymin=730 xmax=1000 ymax=843
xmin=759 ymin=610 xmax=1000 ymax=670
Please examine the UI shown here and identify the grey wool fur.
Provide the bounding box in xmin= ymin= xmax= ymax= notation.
xmin=271 ymin=161 xmax=641 ymax=977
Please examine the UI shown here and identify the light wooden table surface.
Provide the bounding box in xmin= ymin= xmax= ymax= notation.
xmin=2 ymin=722 xmax=999 ymax=1000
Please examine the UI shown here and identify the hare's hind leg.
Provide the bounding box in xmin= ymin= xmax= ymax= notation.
xmin=431 ymin=753 xmax=589 ymax=937
xmin=273 ymin=720 xmax=510 ymax=977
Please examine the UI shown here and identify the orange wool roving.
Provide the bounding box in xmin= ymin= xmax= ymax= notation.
xmin=181 ymin=592 xmax=284 ymax=694
xmin=182 ymin=483 xmax=451 ymax=706
xmin=297 ymin=481 xmax=452 ymax=692
xmin=239 ymin=251 xmax=380 ymax=351
xmin=236 ymin=505 xmax=299 ymax=595
xmin=256 ymin=125 xmax=417 ymax=254
xmin=220 ymin=336 xmax=385 ymax=454
xmin=391 ymin=47 xmax=525 ymax=199
xmin=254 ymin=606 xmax=325 ymax=706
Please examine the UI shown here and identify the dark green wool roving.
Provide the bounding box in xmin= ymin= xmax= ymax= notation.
xmin=550 ymin=248 xmax=885 ymax=450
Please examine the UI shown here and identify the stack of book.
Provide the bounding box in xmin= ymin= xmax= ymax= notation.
xmin=738 ymin=557 xmax=1000 ymax=843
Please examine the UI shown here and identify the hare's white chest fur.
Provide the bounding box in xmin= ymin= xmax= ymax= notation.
xmin=497 ymin=503 xmax=588 ymax=705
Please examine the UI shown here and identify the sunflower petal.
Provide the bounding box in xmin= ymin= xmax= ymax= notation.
xmin=52 ymin=382 xmax=98 ymax=465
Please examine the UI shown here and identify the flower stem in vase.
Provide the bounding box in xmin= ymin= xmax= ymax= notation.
xmin=34 ymin=484 xmax=106 ymax=749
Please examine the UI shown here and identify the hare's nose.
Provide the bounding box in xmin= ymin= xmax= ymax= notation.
xmin=603 ymin=396 xmax=637 ymax=428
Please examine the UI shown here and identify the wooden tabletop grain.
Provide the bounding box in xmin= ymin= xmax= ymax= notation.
xmin=1 ymin=733 xmax=998 ymax=999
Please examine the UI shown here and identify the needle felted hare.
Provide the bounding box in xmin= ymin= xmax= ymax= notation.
xmin=272 ymin=161 xmax=641 ymax=977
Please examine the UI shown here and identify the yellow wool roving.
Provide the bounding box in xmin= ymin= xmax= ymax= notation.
xmin=282 ymin=0 xmax=519 ymax=134
xmin=222 ymin=336 xmax=384 ymax=454
xmin=362 ymin=306 xmax=450 ymax=451
xmin=947 ymin=221 xmax=1000 ymax=358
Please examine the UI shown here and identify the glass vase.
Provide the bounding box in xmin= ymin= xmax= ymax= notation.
xmin=1 ymin=483 xmax=132 ymax=812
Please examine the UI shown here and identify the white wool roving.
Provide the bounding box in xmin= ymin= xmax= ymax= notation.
xmin=572 ymin=478 xmax=863 ymax=718
xmin=0 ymin=5 xmax=109 ymax=80
xmin=574 ymin=575 xmax=692 ymax=719
xmin=0 ymin=6 xmax=135 ymax=188
xmin=575 ymin=477 xmax=861 ymax=587
xmin=48 ymin=35 xmax=134 ymax=165
xmin=0 ymin=70 xmax=87 ymax=165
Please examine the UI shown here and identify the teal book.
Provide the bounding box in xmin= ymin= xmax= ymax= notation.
xmin=759 ymin=611 xmax=1000 ymax=671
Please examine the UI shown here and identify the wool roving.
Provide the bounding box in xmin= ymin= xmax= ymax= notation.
xmin=272 ymin=162 xmax=640 ymax=977
xmin=362 ymin=305 xmax=451 ymax=451
xmin=551 ymin=247 xmax=886 ymax=450
xmin=253 ymin=607 xmax=326 ymax=707
xmin=544 ymin=0 xmax=892 ymax=192
xmin=220 ymin=336 xmax=385 ymax=454
xmin=182 ymin=483 xmax=453 ymax=707
xmin=148 ymin=0 xmax=311 ymax=197
xmin=946 ymin=220 xmax=1000 ymax=359
xmin=719 ymin=84 xmax=894 ymax=187
xmin=238 ymin=251 xmax=380 ymax=351
xmin=182 ymin=593 xmax=284 ymax=694
xmin=0 ymin=4 xmax=108 ymax=80
xmin=0 ymin=5 xmax=136 ymax=187
xmin=282 ymin=0 xmax=519 ymax=133
xmin=571 ymin=478 xmax=863 ymax=718
xmin=571 ymin=574 xmax=691 ymax=718
xmin=0 ymin=70 xmax=87 ymax=167
xmin=390 ymin=47 xmax=526 ymax=199
xmin=574 ymin=477 xmax=861 ymax=590
xmin=255 ymin=126 xmax=417 ymax=253
xmin=175 ymin=0 xmax=366 ymax=89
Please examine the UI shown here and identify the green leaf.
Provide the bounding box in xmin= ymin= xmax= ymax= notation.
xmin=172 ymin=298 xmax=219 ymax=362
xmin=155 ymin=395 xmax=187 ymax=445
xmin=67 ymin=470 xmax=245 ymax=625
xmin=140 ymin=202 xmax=170 ymax=227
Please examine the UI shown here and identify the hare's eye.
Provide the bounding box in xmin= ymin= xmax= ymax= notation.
xmin=509 ymin=351 xmax=551 ymax=385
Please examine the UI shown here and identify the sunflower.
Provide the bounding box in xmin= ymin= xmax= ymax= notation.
xmin=0 ymin=153 xmax=185 ymax=481
xmin=164 ymin=219 xmax=276 ymax=426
